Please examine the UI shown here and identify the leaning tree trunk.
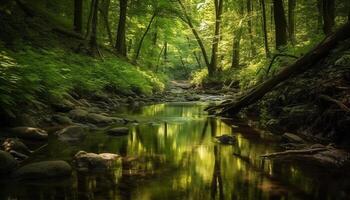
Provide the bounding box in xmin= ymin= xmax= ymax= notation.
xmin=273 ymin=0 xmax=288 ymax=50
xmin=133 ymin=12 xmax=157 ymax=62
xmin=207 ymin=22 xmax=350 ymax=115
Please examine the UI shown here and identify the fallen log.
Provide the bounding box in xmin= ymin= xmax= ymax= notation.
xmin=261 ymin=147 xmax=329 ymax=158
xmin=207 ymin=22 xmax=350 ymax=115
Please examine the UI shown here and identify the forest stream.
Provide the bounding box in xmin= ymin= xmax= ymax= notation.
xmin=1 ymin=102 xmax=349 ymax=200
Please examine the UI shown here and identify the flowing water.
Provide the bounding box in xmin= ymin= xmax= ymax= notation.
xmin=1 ymin=102 xmax=349 ymax=200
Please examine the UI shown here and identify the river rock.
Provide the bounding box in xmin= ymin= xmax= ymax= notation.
xmin=215 ymin=134 xmax=236 ymax=145
xmin=107 ymin=127 xmax=129 ymax=136
xmin=52 ymin=99 xmax=75 ymax=112
xmin=56 ymin=125 xmax=88 ymax=142
xmin=52 ymin=114 xmax=73 ymax=125
xmin=74 ymin=151 xmax=120 ymax=172
xmin=2 ymin=138 xmax=32 ymax=155
xmin=86 ymin=113 xmax=124 ymax=126
xmin=282 ymin=133 xmax=305 ymax=144
xmin=312 ymin=149 xmax=350 ymax=166
xmin=0 ymin=150 xmax=18 ymax=174
xmin=13 ymin=161 xmax=72 ymax=180
xmin=69 ymin=108 xmax=89 ymax=121
xmin=9 ymin=127 xmax=48 ymax=140
xmin=185 ymin=95 xmax=200 ymax=101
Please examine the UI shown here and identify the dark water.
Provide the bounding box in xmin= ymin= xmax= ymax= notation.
xmin=1 ymin=103 xmax=349 ymax=200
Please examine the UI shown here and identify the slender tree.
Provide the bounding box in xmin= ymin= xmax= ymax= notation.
xmin=322 ymin=0 xmax=335 ymax=35
xmin=74 ymin=0 xmax=83 ymax=33
xmin=115 ymin=0 xmax=128 ymax=56
xmin=209 ymin=0 xmax=224 ymax=75
xmin=100 ymin=0 xmax=113 ymax=46
xmin=89 ymin=0 xmax=99 ymax=56
xmin=288 ymin=0 xmax=296 ymax=44
xmin=260 ymin=0 xmax=270 ymax=57
xmin=273 ymin=0 xmax=288 ymax=50
xmin=134 ymin=12 xmax=157 ymax=62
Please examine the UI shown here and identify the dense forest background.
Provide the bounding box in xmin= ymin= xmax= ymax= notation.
xmin=0 ymin=0 xmax=349 ymax=124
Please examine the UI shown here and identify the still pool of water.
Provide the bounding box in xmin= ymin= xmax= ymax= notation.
xmin=1 ymin=102 xmax=349 ymax=200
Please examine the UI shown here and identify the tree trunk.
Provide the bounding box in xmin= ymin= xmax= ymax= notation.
xmin=100 ymin=0 xmax=113 ymax=46
xmin=273 ymin=0 xmax=288 ymax=50
xmin=89 ymin=0 xmax=99 ymax=56
xmin=177 ymin=0 xmax=210 ymax=72
xmin=322 ymin=0 xmax=335 ymax=35
xmin=74 ymin=0 xmax=83 ymax=33
xmin=164 ymin=41 xmax=168 ymax=61
xmin=134 ymin=12 xmax=157 ymax=62
xmin=209 ymin=0 xmax=224 ymax=77
xmin=261 ymin=0 xmax=270 ymax=57
xmin=247 ymin=0 xmax=255 ymax=57
xmin=115 ymin=0 xmax=128 ymax=56
xmin=288 ymin=0 xmax=296 ymax=44
xmin=85 ymin=0 xmax=95 ymax=38
xmin=207 ymin=22 xmax=350 ymax=115
xmin=317 ymin=0 xmax=323 ymax=32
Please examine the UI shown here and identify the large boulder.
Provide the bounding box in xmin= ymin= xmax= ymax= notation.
xmin=106 ymin=127 xmax=129 ymax=136
xmin=9 ymin=127 xmax=48 ymax=140
xmin=0 ymin=150 xmax=18 ymax=174
xmin=73 ymin=151 xmax=120 ymax=172
xmin=13 ymin=161 xmax=72 ymax=180
xmin=56 ymin=125 xmax=88 ymax=142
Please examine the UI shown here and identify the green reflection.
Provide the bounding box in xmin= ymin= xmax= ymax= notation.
xmin=1 ymin=103 xmax=349 ymax=200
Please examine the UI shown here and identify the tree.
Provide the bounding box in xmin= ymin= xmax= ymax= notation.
xmin=115 ymin=0 xmax=128 ymax=56
xmin=134 ymin=12 xmax=157 ymax=62
xmin=273 ymin=0 xmax=288 ymax=50
xmin=89 ymin=0 xmax=99 ymax=56
xmin=209 ymin=0 xmax=224 ymax=76
xmin=177 ymin=0 xmax=223 ymax=77
xmin=74 ymin=0 xmax=83 ymax=33
xmin=322 ymin=0 xmax=335 ymax=35
xmin=288 ymin=0 xmax=296 ymax=44
xmin=260 ymin=0 xmax=270 ymax=57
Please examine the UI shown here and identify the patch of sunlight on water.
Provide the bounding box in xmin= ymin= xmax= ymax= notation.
xmin=1 ymin=103 xmax=350 ymax=200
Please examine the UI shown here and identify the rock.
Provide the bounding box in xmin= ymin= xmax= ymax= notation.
xmin=69 ymin=108 xmax=89 ymax=121
xmin=9 ymin=127 xmax=48 ymax=140
xmin=127 ymin=96 xmax=134 ymax=104
xmin=313 ymin=149 xmax=350 ymax=166
xmin=0 ymin=150 xmax=18 ymax=174
xmin=310 ymin=144 xmax=325 ymax=149
xmin=185 ymin=95 xmax=200 ymax=101
xmin=73 ymin=151 xmax=120 ymax=172
xmin=107 ymin=127 xmax=129 ymax=136
xmin=214 ymin=134 xmax=236 ymax=145
xmin=13 ymin=161 xmax=72 ymax=180
xmin=52 ymin=114 xmax=73 ymax=125
xmin=282 ymin=133 xmax=305 ymax=144
xmin=52 ymin=99 xmax=75 ymax=112
xmin=56 ymin=125 xmax=88 ymax=142
xmin=2 ymin=138 xmax=32 ymax=155
xmin=86 ymin=113 xmax=124 ymax=126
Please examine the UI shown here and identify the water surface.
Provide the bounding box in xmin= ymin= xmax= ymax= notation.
xmin=1 ymin=103 xmax=349 ymax=200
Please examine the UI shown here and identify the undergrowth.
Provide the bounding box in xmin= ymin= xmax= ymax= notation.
xmin=0 ymin=43 xmax=165 ymax=116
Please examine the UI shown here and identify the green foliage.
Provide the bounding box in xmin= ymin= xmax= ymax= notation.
xmin=0 ymin=44 xmax=165 ymax=116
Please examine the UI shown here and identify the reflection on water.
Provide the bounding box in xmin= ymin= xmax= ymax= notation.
xmin=1 ymin=103 xmax=350 ymax=200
